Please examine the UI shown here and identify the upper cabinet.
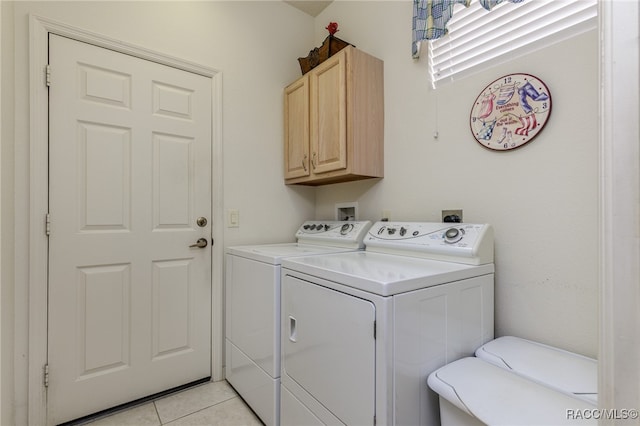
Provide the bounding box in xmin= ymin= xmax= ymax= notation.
xmin=284 ymin=46 xmax=384 ymax=185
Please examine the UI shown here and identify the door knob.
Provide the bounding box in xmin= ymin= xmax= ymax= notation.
xmin=189 ymin=238 xmax=208 ymax=248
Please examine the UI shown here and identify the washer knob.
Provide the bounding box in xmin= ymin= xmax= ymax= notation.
xmin=444 ymin=227 xmax=464 ymax=243
xmin=445 ymin=228 xmax=459 ymax=239
xmin=340 ymin=223 xmax=353 ymax=235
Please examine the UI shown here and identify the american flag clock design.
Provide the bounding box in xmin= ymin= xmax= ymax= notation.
xmin=470 ymin=73 xmax=552 ymax=151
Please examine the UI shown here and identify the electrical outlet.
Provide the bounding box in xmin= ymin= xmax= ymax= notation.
xmin=442 ymin=209 xmax=463 ymax=223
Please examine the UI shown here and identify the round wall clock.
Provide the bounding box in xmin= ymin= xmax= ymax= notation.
xmin=470 ymin=73 xmax=552 ymax=151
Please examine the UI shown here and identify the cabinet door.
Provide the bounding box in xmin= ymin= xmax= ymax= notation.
xmin=284 ymin=76 xmax=310 ymax=179
xmin=309 ymin=53 xmax=347 ymax=175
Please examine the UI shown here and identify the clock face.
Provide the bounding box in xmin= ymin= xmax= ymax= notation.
xmin=470 ymin=73 xmax=552 ymax=151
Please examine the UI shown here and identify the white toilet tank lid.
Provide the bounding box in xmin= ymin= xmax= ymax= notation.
xmin=427 ymin=357 xmax=597 ymax=426
xmin=475 ymin=336 xmax=597 ymax=403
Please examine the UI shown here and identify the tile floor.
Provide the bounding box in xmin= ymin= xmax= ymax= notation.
xmin=81 ymin=380 xmax=263 ymax=426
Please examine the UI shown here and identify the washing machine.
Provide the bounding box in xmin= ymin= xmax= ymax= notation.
xmin=280 ymin=221 xmax=495 ymax=426
xmin=224 ymin=220 xmax=372 ymax=426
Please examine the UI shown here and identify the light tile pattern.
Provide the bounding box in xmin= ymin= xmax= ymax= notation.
xmin=84 ymin=381 xmax=262 ymax=426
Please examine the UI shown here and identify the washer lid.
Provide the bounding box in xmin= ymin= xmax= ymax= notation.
xmin=475 ymin=336 xmax=597 ymax=403
xmin=226 ymin=243 xmax=357 ymax=265
xmin=427 ymin=357 xmax=597 ymax=426
xmin=282 ymin=251 xmax=494 ymax=296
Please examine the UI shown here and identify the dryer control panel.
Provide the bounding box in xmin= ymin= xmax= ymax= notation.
xmin=364 ymin=222 xmax=494 ymax=265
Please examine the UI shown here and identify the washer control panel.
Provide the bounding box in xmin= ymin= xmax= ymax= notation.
xmin=296 ymin=221 xmax=372 ymax=248
xmin=365 ymin=222 xmax=494 ymax=264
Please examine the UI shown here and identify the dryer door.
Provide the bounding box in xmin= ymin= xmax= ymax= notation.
xmin=282 ymin=275 xmax=376 ymax=426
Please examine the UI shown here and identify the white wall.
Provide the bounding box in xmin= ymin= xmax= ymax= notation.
xmin=0 ymin=2 xmax=15 ymax=425
xmin=314 ymin=1 xmax=599 ymax=357
xmin=0 ymin=3 xmax=4 ymax=424
xmin=1 ymin=0 xmax=604 ymax=422
xmin=3 ymin=2 xmax=316 ymax=424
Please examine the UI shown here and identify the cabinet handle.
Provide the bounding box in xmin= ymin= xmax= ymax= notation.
xmin=311 ymin=152 xmax=317 ymax=170
xmin=302 ymin=154 xmax=307 ymax=172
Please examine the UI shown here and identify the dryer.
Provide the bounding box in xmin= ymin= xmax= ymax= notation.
xmin=225 ymin=220 xmax=372 ymax=426
xmin=280 ymin=222 xmax=495 ymax=426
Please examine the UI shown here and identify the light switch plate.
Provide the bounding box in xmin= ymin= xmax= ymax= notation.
xmin=227 ymin=209 xmax=239 ymax=228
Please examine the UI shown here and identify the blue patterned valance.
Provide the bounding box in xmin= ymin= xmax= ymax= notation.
xmin=412 ymin=0 xmax=526 ymax=58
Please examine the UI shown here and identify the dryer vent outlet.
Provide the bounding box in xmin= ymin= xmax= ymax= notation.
xmin=442 ymin=210 xmax=463 ymax=223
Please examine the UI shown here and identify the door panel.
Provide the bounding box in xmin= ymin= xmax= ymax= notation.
xmin=77 ymin=264 xmax=131 ymax=377
xmin=79 ymin=122 xmax=131 ymax=230
xmin=153 ymin=133 xmax=194 ymax=229
xmin=309 ymin=54 xmax=347 ymax=174
xmin=284 ymin=77 xmax=310 ymax=179
xmin=282 ymin=275 xmax=375 ymax=426
xmin=152 ymin=259 xmax=193 ymax=358
xmin=48 ymin=34 xmax=212 ymax=424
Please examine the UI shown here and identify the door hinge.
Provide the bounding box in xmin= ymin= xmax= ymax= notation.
xmin=45 ymin=64 xmax=51 ymax=87
xmin=373 ymin=320 xmax=377 ymax=339
xmin=43 ymin=364 xmax=50 ymax=388
xmin=45 ymin=213 xmax=51 ymax=236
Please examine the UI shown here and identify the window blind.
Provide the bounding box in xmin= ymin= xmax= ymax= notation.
xmin=427 ymin=0 xmax=598 ymax=88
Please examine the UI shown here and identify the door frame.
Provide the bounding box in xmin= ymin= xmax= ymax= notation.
xmin=27 ymin=15 xmax=224 ymax=426
xmin=598 ymin=1 xmax=640 ymax=418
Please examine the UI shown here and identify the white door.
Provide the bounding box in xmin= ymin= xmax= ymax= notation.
xmin=47 ymin=34 xmax=212 ymax=424
xmin=282 ymin=275 xmax=376 ymax=426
